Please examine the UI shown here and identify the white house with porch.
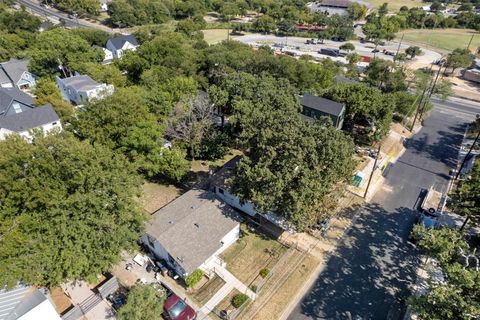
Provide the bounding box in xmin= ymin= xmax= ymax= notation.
xmin=140 ymin=189 xmax=242 ymax=278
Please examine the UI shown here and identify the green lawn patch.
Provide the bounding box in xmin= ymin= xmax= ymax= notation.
xmin=398 ymin=29 xmax=480 ymax=52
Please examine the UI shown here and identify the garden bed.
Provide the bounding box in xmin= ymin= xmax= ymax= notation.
xmin=190 ymin=275 xmax=226 ymax=306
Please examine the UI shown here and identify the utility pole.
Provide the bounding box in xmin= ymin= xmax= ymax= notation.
xmin=364 ymin=143 xmax=381 ymax=199
xmin=394 ymin=33 xmax=404 ymax=62
xmin=419 ymin=62 xmax=445 ymax=118
xmin=455 ymin=127 xmax=480 ymax=181
xmin=467 ymin=33 xmax=475 ymax=51
xmin=410 ymin=83 xmax=429 ymax=131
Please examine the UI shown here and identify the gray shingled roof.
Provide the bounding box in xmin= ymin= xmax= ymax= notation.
xmin=0 ymin=88 xmax=34 ymax=117
xmin=0 ymin=59 xmax=29 ymax=86
xmin=0 ymin=104 xmax=59 ymax=133
xmin=300 ymin=94 xmax=345 ymax=117
xmin=146 ymin=189 xmax=241 ymax=274
xmin=58 ymin=75 xmax=100 ymax=91
xmin=0 ymin=285 xmax=34 ymax=320
xmin=107 ymin=35 xmax=139 ymax=50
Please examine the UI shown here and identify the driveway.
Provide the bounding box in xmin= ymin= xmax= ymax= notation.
xmin=286 ymin=98 xmax=477 ymax=319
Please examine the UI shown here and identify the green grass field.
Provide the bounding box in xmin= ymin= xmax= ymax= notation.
xmin=398 ymin=29 xmax=480 ymax=52
xmin=366 ymin=0 xmax=424 ymax=11
xmin=202 ymin=28 xmax=230 ymax=44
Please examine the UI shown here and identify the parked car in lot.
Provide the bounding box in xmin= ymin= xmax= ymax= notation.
xmin=164 ymin=293 xmax=197 ymax=320
xmin=320 ymin=48 xmax=341 ymax=57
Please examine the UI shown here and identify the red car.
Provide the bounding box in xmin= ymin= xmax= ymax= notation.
xmin=164 ymin=293 xmax=197 ymax=320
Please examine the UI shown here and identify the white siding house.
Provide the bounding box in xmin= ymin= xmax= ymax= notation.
xmin=93 ymin=45 xmax=114 ymax=64
xmin=0 ymin=59 xmax=36 ymax=90
xmin=0 ymin=88 xmax=62 ymax=142
xmin=106 ymin=35 xmax=139 ymax=59
xmin=140 ymin=189 xmax=242 ymax=278
xmin=56 ymin=74 xmax=114 ymax=106
xmin=0 ymin=286 xmax=61 ymax=320
xmin=210 ymin=156 xmax=295 ymax=232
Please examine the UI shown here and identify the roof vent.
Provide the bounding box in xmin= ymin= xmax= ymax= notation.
xmin=169 ymin=221 xmax=173 ymax=224
xmin=194 ymin=223 xmax=200 ymax=228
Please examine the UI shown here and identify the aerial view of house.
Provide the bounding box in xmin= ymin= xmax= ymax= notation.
xmin=140 ymin=189 xmax=242 ymax=278
xmin=0 ymin=59 xmax=36 ymax=90
xmin=0 ymin=88 xmax=61 ymax=141
xmin=56 ymin=74 xmax=114 ymax=106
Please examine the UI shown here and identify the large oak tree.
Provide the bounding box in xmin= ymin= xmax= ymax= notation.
xmin=0 ymin=133 xmax=145 ymax=287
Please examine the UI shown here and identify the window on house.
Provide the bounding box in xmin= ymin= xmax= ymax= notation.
xmin=147 ymin=235 xmax=155 ymax=248
xmin=12 ymin=103 xmax=22 ymax=114
xmin=218 ymin=188 xmax=224 ymax=194
xmin=52 ymin=122 xmax=57 ymax=126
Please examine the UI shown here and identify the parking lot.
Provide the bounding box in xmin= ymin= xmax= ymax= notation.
xmin=231 ymin=33 xmax=441 ymax=68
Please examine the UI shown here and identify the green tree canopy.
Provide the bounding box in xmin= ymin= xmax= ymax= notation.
xmin=323 ymin=83 xmax=395 ymax=137
xmin=446 ymin=48 xmax=475 ymax=74
xmin=28 ymin=28 xmax=102 ymax=76
xmin=117 ymin=284 xmax=165 ymax=320
xmin=0 ymin=133 xmax=145 ymax=287
xmin=33 ymin=77 xmax=75 ymax=121
xmin=74 ymin=87 xmax=188 ymax=180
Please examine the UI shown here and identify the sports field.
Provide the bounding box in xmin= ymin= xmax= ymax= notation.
xmin=366 ymin=0 xmax=424 ymax=11
xmin=202 ymin=28 xmax=230 ymax=44
xmin=398 ymin=29 xmax=480 ymax=52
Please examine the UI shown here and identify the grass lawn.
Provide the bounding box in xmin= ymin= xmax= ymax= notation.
xmin=221 ymin=225 xmax=288 ymax=285
xmin=202 ymin=29 xmax=231 ymax=44
xmin=398 ymin=29 xmax=480 ymax=52
xmin=247 ymin=255 xmax=320 ymax=320
xmin=366 ymin=0 xmax=424 ymax=11
xmin=190 ymin=275 xmax=226 ymax=306
xmin=140 ymin=181 xmax=183 ymax=214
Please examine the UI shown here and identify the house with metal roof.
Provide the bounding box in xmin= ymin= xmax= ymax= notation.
xmin=0 ymin=285 xmax=61 ymax=320
xmin=106 ymin=35 xmax=139 ymax=59
xmin=300 ymin=94 xmax=346 ymax=129
xmin=140 ymin=189 xmax=242 ymax=278
xmin=0 ymin=88 xmax=62 ymax=142
xmin=56 ymin=74 xmax=114 ymax=106
xmin=0 ymin=59 xmax=36 ymax=90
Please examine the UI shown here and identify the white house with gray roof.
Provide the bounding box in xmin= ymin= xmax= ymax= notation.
xmin=0 ymin=88 xmax=62 ymax=142
xmin=140 ymin=189 xmax=242 ymax=278
xmin=56 ymin=74 xmax=114 ymax=106
xmin=0 ymin=59 xmax=36 ymax=90
xmin=0 ymin=285 xmax=60 ymax=320
xmin=106 ymin=35 xmax=139 ymax=59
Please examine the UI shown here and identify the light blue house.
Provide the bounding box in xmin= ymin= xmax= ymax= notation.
xmin=0 ymin=59 xmax=37 ymax=90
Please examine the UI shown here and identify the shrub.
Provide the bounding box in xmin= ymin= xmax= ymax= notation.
xmin=250 ymin=285 xmax=257 ymax=292
xmin=185 ymin=269 xmax=204 ymax=288
xmin=232 ymin=293 xmax=249 ymax=308
xmin=259 ymin=268 xmax=270 ymax=278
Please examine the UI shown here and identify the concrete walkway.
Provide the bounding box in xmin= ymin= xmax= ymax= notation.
xmin=200 ymin=263 xmax=257 ymax=315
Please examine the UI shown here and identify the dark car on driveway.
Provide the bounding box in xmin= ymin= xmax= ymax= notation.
xmin=164 ymin=293 xmax=197 ymax=320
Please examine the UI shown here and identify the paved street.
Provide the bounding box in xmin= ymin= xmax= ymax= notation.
xmin=287 ymin=99 xmax=478 ymax=320
xmin=16 ymin=0 xmax=116 ymax=33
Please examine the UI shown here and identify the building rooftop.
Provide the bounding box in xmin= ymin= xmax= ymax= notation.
xmin=0 ymin=285 xmax=57 ymax=320
xmin=300 ymin=94 xmax=345 ymax=117
xmin=57 ymin=75 xmax=101 ymax=91
xmin=0 ymin=104 xmax=59 ymax=133
xmin=107 ymin=34 xmax=139 ymax=50
xmin=0 ymin=88 xmax=35 ymax=117
xmin=146 ymin=189 xmax=241 ymax=274
xmin=0 ymin=59 xmax=30 ymax=86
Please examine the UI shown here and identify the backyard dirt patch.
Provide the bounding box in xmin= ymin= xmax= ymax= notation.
xmin=140 ymin=181 xmax=183 ymax=214
xmin=221 ymin=225 xmax=288 ymax=286
xmin=190 ymin=275 xmax=226 ymax=306
xmin=50 ymin=287 xmax=72 ymax=315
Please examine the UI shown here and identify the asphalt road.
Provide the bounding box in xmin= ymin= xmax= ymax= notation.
xmin=287 ymin=99 xmax=478 ymax=320
xmin=16 ymin=0 xmax=114 ymax=33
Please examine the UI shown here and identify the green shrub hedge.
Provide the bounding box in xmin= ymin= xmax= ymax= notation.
xmin=185 ymin=269 xmax=204 ymax=287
